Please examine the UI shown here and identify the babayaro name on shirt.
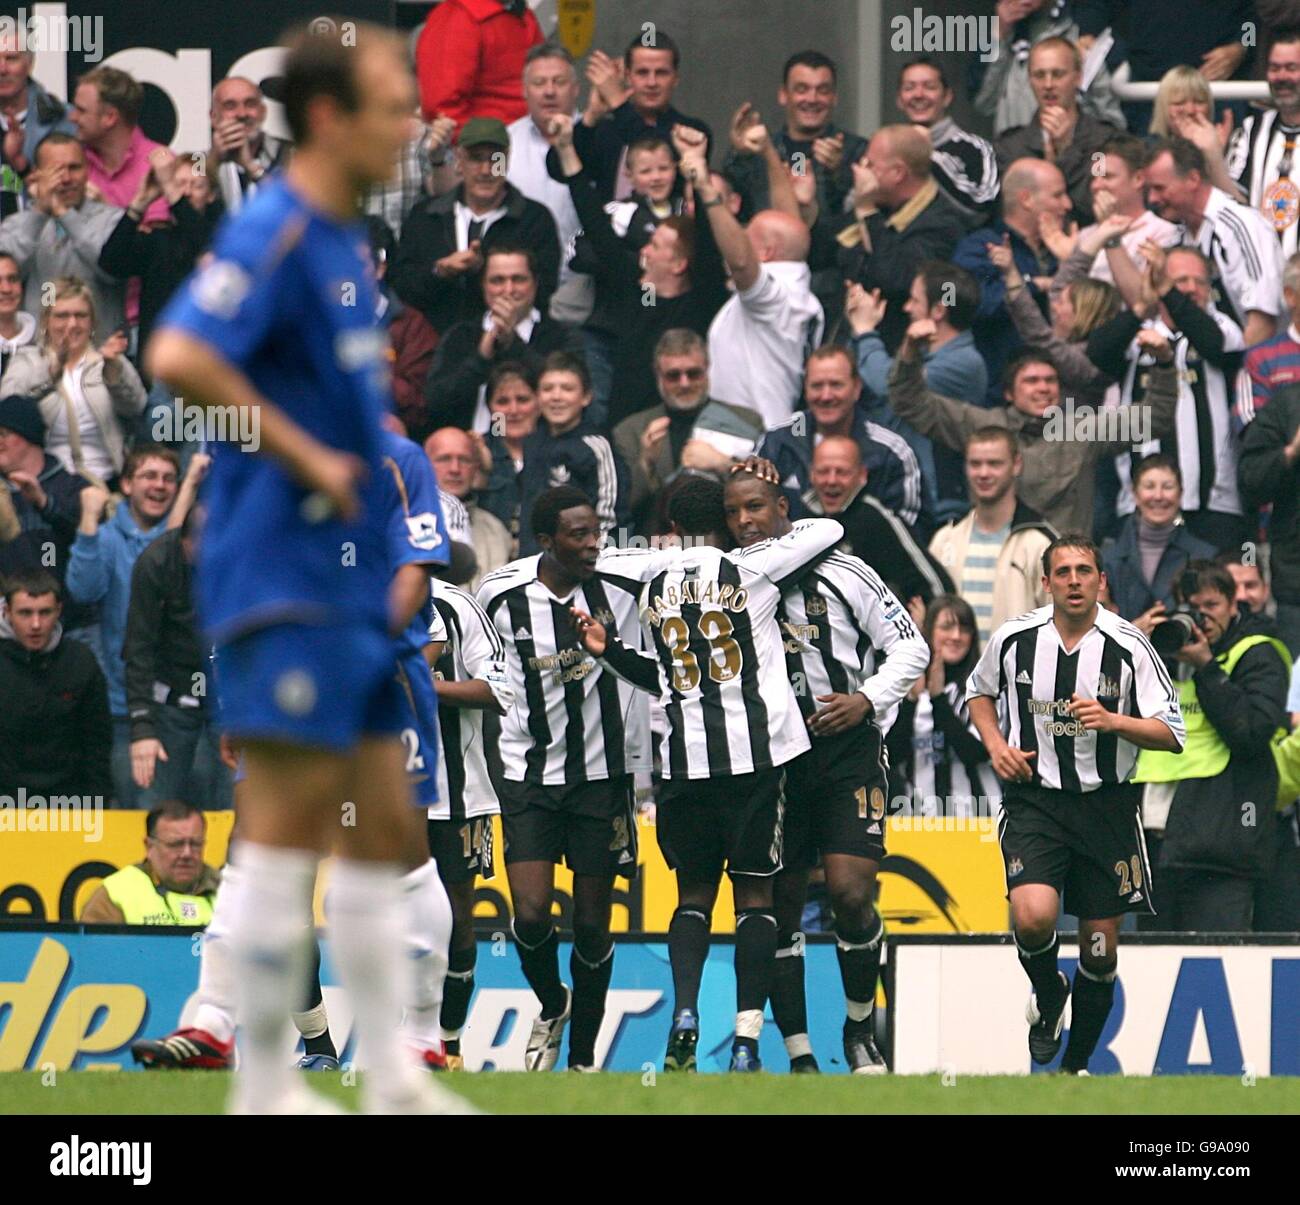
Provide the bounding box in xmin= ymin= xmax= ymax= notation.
xmin=644 ymin=579 xmax=750 ymax=627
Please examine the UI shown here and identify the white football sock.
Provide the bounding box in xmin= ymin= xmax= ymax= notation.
xmin=400 ymin=858 xmax=452 ymax=1048
xmin=191 ymin=859 xmax=241 ymax=1044
xmin=228 ymin=843 xmax=317 ymax=1107
xmin=329 ymin=858 xmax=421 ymax=1098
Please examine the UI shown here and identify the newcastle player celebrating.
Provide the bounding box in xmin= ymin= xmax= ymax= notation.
xmin=966 ymin=535 xmax=1184 ymax=1075
xmin=725 ymin=462 xmax=928 ymax=1074
xmin=574 ymin=476 xmax=844 ymax=1072
xmin=476 ymin=486 xmax=650 ymax=1072
xmin=428 ymin=576 xmax=513 ymax=1069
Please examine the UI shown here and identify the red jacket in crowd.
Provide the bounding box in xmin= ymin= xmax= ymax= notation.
xmin=416 ymin=0 xmax=544 ymax=128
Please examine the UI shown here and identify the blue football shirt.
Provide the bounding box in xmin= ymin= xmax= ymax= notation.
xmin=380 ymin=429 xmax=450 ymax=655
xmin=157 ymin=177 xmax=394 ymax=644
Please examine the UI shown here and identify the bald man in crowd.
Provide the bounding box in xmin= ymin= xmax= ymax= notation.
xmin=208 ymin=76 xmax=289 ymax=213
xmin=953 ymin=157 xmax=1073 ymax=405
xmin=837 ymin=123 xmax=976 ymax=353
xmin=679 ymin=121 xmax=823 ymax=427
xmin=425 ymin=426 xmax=512 ymax=590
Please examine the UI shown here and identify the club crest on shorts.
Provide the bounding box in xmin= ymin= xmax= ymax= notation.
xmin=274 ymin=669 xmax=317 ymax=717
xmin=1007 ymin=856 xmax=1024 ymax=877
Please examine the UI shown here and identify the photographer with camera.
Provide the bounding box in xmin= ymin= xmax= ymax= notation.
xmin=1134 ymin=560 xmax=1292 ymax=931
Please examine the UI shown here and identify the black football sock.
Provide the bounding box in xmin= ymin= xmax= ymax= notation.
xmin=734 ymin=908 xmax=778 ymax=1016
xmin=1061 ymin=963 xmax=1117 ymax=1072
xmin=292 ymin=939 xmax=337 ymax=1059
xmin=836 ymin=909 xmax=884 ymax=1025
xmin=1016 ymin=931 xmax=1066 ymax=1008
xmin=512 ymin=918 xmax=567 ymax=1018
xmin=568 ymin=931 xmax=614 ymax=1068
xmin=668 ymin=906 xmax=711 ymax=1014
xmin=439 ymin=941 xmax=477 ymax=1042
xmin=771 ymin=928 xmax=811 ymax=1057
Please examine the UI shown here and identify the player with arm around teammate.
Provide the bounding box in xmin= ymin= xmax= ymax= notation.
xmin=573 ymin=476 xmax=844 ymax=1071
xmin=724 ymin=461 xmax=929 ymax=1074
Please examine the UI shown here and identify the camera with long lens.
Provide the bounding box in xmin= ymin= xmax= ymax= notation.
xmin=1150 ymin=570 xmax=1207 ymax=658
xmin=1150 ymin=606 xmax=1207 ymax=657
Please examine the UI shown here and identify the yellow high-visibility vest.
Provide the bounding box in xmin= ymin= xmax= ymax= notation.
xmin=1135 ymin=634 xmax=1292 ymax=784
xmin=102 ymin=864 xmax=216 ymax=926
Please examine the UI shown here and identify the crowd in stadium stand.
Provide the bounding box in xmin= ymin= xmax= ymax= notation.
xmin=2 ymin=0 xmax=1300 ymax=934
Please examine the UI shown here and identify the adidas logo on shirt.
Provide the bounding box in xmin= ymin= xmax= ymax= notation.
xmin=1016 ymin=670 xmax=1032 ymax=685
xmin=515 ymin=626 xmax=532 ymax=642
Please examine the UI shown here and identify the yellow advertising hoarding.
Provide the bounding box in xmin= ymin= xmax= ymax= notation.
xmin=0 ymin=812 xmax=1007 ymax=933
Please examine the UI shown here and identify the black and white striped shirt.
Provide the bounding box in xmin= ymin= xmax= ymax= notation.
xmin=429 ymin=581 xmax=513 ymax=822
xmin=1113 ymin=313 xmax=1244 ymax=517
xmin=896 ymin=684 xmax=1002 ymax=818
xmin=595 ymin=519 xmax=843 ymax=779
xmin=439 ymin=489 xmax=472 ymax=546
xmin=966 ymin=604 xmax=1185 ymax=794
xmin=1182 ymin=186 xmax=1285 ymax=329
xmin=929 ymin=117 xmax=1000 ymax=221
xmin=1226 ymin=109 xmax=1300 ymax=259
xmin=476 ymin=555 xmax=651 ymax=785
xmin=777 ymin=551 xmax=929 ymax=726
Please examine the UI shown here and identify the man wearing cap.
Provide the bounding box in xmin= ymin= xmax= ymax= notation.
xmin=391 ymin=116 xmax=560 ymax=335
xmin=0 ymin=393 xmax=87 ymax=611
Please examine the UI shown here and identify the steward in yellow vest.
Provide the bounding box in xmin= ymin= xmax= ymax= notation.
xmin=80 ymin=803 xmax=221 ymax=925
xmin=1135 ymin=594 xmax=1292 ymax=928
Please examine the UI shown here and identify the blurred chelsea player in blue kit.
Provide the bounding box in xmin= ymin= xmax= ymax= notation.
xmin=130 ymin=429 xmax=461 ymax=1078
xmin=147 ymin=23 xmax=471 ymax=1116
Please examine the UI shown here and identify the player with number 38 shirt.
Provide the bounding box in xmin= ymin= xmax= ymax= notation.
xmin=577 ymin=475 xmax=844 ymax=1073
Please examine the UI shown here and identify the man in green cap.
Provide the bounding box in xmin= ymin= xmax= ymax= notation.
xmin=391 ymin=115 xmax=560 ymax=336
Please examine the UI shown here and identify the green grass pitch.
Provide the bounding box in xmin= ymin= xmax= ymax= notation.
xmin=4 ymin=1071 xmax=1296 ymax=1114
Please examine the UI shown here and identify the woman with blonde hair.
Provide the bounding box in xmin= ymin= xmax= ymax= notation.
xmin=0 ymin=276 xmax=147 ymax=488
xmin=987 ymin=216 xmax=1130 ymax=406
xmin=1149 ymin=66 xmax=1217 ymax=139
xmin=1149 ymin=66 xmax=1243 ymax=200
